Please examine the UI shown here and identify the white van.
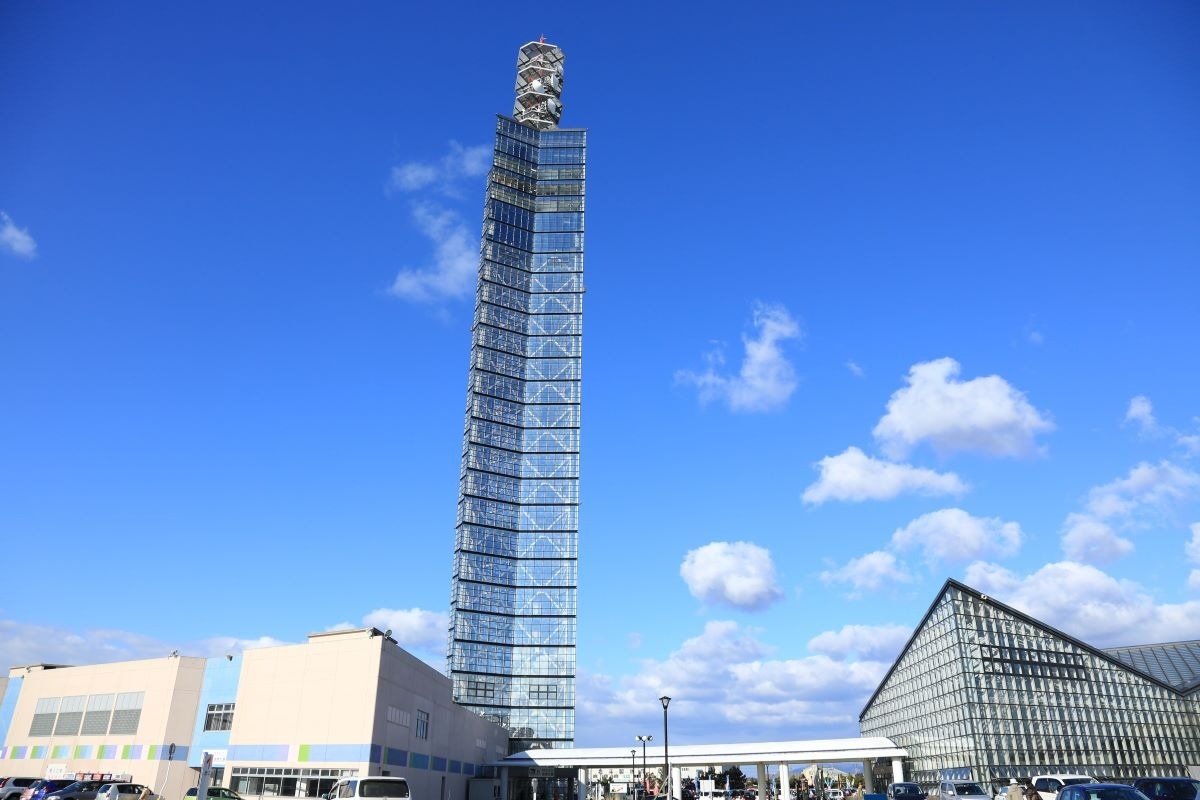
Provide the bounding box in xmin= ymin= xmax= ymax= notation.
xmin=325 ymin=778 xmax=411 ymax=800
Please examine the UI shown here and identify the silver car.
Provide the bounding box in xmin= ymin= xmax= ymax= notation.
xmin=940 ymin=783 xmax=991 ymax=800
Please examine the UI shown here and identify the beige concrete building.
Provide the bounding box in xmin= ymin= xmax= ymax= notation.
xmin=0 ymin=655 xmax=207 ymax=797
xmin=0 ymin=629 xmax=510 ymax=800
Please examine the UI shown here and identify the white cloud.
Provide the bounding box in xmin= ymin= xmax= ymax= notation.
xmin=1 ymin=211 xmax=37 ymax=259
xmin=389 ymin=141 xmax=491 ymax=195
xmin=1190 ymin=570 xmax=1200 ymax=592
xmin=823 ymin=508 xmax=1023 ymax=598
xmin=963 ymin=560 xmax=1200 ymax=647
xmin=1058 ymin=461 xmax=1199 ymax=565
xmin=846 ymin=360 xmax=864 ymax=378
xmin=801 ymin=446 xmax=968 ymax=505
xmin=0 ymin=619 xmax=287 ymax=668
xmin=361 ymin=607 xmax=448 ymax=650
xmin=1188 ymin=522 xmax=1200 ymax=564
xmin=806 ymin=623 xmax=911 ymax=661
xmin=1124 ymin=395 xmax=1158 ymax=435
xmin=680 ymin=541 xmax=785 ymax=610
xmin=388 ymin=204 xmax=478 ymax=302
xmin=1179 ymin=435 xmax=1200 ymax=457
xmin=1083 ymin=460 xmax=1200 ymax=520
xmin=872 ymin=357 xmax=1054 ymax=459
xmin=890 ymin=508 xmax=1022 ymax=564
xmin=820 ymin=550 xmax=908 ymax=593
xmin=1121 ymin=396 xmax=1200 ymax=456
xmin=1060 ymin=513 xmax=1133 ymax=563
xmin=575 ymin=619 xmax=896 ymax=744
xmin=676 ymin=303 xmax=802 ymax=413
xmin=199 ymin=635 xmax=290 ymax=654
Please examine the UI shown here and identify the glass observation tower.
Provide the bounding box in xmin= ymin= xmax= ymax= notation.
xmin=448 ymin=39 xmax=585 ymax=751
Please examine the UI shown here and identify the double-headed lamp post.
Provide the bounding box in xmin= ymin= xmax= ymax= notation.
xmin=636 ymin=735 xmax=653 ymax=793
xmin=659 ymin=697 xmax=671 ymax=799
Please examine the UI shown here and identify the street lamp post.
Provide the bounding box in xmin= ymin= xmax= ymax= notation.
xmin=632 ymin=750 xmax=639 ymax=799
xmin=636 ymin=735 xmax=653 ymax=794
xmin=659 ymin=697 xmax=671 ymax=800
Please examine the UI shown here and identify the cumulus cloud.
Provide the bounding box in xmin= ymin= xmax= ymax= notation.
xmin=1121 ymin=395 xmax=1200 ymax=456
xmin=806 ymin=623 xmax=911 ymax=661
xmin=872 ymin=357 xmax=1054 ymax=459
xmin=1187 ymin=523 xmax=1200 ymax=592
xmin=1180 ymin=435 xmax=1200 ymax=457
xmin=575 ymin=619 xmax=896 ymax=744
xmin=846 ymin=361 xmax=864 ymax=378
xmin=388 ymin=204 xmax=478 ymax=302
xmin=361 ymin=607 xmax=448 ymax=649
xmin=820 ymin=550 xmax=908 ymax=594
xmin=963 ymin=560 xmax=1200 ymax=647
xmin=675 ymin=303 xmax=802 ymax=413
xmin=1058 ymin=461 xmax=1199 ymax=565
xmin=680 ymin=541 xmax=785 ymax=610
xmin=389 ymin=141 xmax=491 ymax=195
xmin=1 ymin=211 xmax=37 ymax=259
xmin=890 ymin=508 xmax=1022 ymax=564
xmin=823 ymin=508 xmax=1023 ymax=598
xmin=1124 ymin=395 xmax=1158 ymax=435
xmin=1086 ymin=461 xmax=1200 ymax=519
xmin=0 ymin=619 xmax=287 ymax=668
xmin=801 ymin=446 xmax=968 ymax=504
xmin=1060 ymin=514 xmax=1133 ymax=563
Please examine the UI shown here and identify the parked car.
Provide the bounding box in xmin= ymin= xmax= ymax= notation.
xmin=2 ymin=780 xmax=40 ymax=800
xmin=324 ymin=778 xmax=410 ymax=800
xmin=890 ymin=785 xmax=928 ymax=800
xmin=94 ymin=784 xmax=151 ymax=800
xmin=1057 ymin=785 xmax=1151 ymax=800
xmin=183 ymin=790 xmax=243 ymax=800
xmin=939 ymin=782 xmax=990 ymax=800
xmin=44 ymin=781 xmax=108 ymax=800
xmin=24 ymin=781 xmax=77 ymax=800
xmin=828 ymin=791 xmax=845 ymax=800
xmin=1133 ymin=780 xmax=1200 ymax=800
xmin=1032 ymin=776 xmax=1095 ymax=800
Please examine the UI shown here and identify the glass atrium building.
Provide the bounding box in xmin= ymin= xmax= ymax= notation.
xmin=860 ymin=580 xmax=1200 ymax=787
xmin=448 ymin=41 xmax=585 ymax=751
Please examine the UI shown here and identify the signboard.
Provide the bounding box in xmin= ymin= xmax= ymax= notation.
xmin=46 ymin=765 xmax=69 ymax=779
xmin=208 ymin=750 xmax=228 ymax=767
xmin=530 ymin=768 xmax=556 ymax=778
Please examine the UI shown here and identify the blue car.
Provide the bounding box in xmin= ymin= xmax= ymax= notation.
xmin=1057 ymin=785 xmax=1151 ymax=800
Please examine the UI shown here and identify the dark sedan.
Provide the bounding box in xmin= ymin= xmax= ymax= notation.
xmin=1133 ymin=780 xmax=1200 ymax=800
xmin=43 ymin=782 xmax=108 ymax=800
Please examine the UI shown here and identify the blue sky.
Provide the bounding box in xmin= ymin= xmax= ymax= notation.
xmin=2 ymin=1 xmax=1199 ymax=748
